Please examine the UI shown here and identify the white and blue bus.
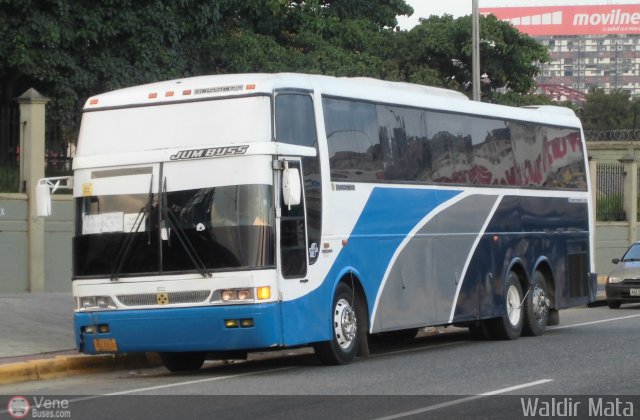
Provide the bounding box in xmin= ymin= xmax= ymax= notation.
xmin=38 ymin=73 xmax=596 ymax=370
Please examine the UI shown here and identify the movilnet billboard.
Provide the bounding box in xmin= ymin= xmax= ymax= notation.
xmin=480 ymin=5 xmax=640 ymax=36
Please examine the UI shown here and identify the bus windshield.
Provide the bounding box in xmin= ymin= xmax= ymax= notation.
xmin=73 ymin=184 xmax=274 ymax=277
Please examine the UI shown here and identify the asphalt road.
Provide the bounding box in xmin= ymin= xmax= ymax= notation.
xmin=2 ymin=304 xmax=640 ymax=419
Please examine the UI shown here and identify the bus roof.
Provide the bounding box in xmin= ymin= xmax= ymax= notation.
xmin=84 ymin=73 xmax=581 ymax=129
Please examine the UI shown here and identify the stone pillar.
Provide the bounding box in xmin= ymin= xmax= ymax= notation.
xmin=619 ymin=153 xmax=637 ymax=244
xmin=17 ymin=88 xmax=50 ymax=293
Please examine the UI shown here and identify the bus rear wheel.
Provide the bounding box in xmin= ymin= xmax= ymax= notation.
xmin=314 ymin=282 xmax=361 ymax=365
xmin=488 ymin=272 xmax=524 ymax=340
xmin=522 ymin=271 xmax=550 ymax=336
xmin=159 ymin=352 xmax=206 ymax=372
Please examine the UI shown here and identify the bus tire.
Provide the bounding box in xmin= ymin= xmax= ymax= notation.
xmin=314 ymin=282 xmax=360 ymax=365
xmin=488 ymin=272 xmax=524 ymax=340
xmin=159 ymin=352 xmax=206 ymax=372
xmin=522 ymin=271 xmax=550 ymax=336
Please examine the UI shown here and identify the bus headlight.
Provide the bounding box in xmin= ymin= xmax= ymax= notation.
xmin=213 ymin=287 xmax=270 ymax=304
xmin=218 ymin=288 xmax=255 ymax=303
xmin=78 ymin=296 xmax=117 ymax=311
xmin=221 ymin=290 xmax=236 ymax=301
xmin=236 ymin=289 xmax=251 ymax=301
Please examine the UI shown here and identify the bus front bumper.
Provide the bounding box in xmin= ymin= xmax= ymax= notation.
xmin=74 ymin=303 xmax=282 ymax=354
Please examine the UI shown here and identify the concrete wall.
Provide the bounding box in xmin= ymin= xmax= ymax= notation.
xmin=595 ymin=222 xmax=632 ymax=278
xmin=0 ymin=194 xmax=28 ymax=292
xmin=44 ymin=196 xmax=73 ymax=292
xmin=0 ymin=195 xmax=72 ymax=293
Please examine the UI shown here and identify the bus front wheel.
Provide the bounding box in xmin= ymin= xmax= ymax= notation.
xmin=314 ymin=282 xmax=361 ymax=365
xmin=488 ymin=272 xmax=524 ymax=340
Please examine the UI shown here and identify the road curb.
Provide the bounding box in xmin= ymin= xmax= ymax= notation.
xmin=0 ymin=353 xmax=161 ymax=385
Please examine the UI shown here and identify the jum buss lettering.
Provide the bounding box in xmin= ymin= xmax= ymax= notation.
xmin=170 ymin=145 xmax=249 ymax=160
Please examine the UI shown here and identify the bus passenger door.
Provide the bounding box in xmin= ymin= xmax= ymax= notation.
xmin=277 ymin=158 xmax=327 ymax=346
xmin=278 ymin=159 xmax=309 ymax=281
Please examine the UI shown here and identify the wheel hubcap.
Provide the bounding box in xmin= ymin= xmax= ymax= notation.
xmin=506 ymin=285 xmax=522 ymax=326
xmin=532 ymin=284 xmax=549 ymax=323
xmin=334 ymin=298 xmax=357 ymax=349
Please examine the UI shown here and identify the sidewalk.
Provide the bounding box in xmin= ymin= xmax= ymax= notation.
xmin=0 ymin=293 xmax=156 ymax=385
xmin=0 ymin=293 xmax=75 ymax=360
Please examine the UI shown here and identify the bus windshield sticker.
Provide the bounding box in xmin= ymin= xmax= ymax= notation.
xmin=123 ymin=213 xmax=146 ymax=232
xmin=169 ymin=145 xmax=249 ymax=161
xmin=82 ymin=212 xmax=124 ymax=235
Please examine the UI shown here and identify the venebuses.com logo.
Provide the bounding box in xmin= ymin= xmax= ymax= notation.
xmin=6 ymin=396 xmax=71 ymax=419
xmin=7 ymin=396 xmax=30 ymax=419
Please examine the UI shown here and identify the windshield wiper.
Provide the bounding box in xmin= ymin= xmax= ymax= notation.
xmin=161 ymin=178 xmax=211 ymax=278
xmin=110 ymin=175 xmax=154 ymax=281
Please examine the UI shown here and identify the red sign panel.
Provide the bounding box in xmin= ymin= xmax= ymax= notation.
xmin=480 ymin=5 xmax=640 ymax=36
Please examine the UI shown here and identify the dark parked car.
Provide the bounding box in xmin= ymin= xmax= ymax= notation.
xmin=606 ymin=241 xmax=640 ymax=309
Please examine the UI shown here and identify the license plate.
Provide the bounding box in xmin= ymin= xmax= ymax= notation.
xmin=630 ymin=288 xmax=640 ymax=296
xmin=93 ymin=338 xmax=118 ymax=352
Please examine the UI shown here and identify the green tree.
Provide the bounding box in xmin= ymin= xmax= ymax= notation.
xmin=629 ymin=97 xmax=640 ymax=130
xmin=202 ymin=0 xmax=405 ymax=79
xmin=0 ymin=0 xmax=226 ymax=126
xmin=392 ymin=14 xmax=549 ymax=98
xmin=319 ymin=0 xmax=412 ymax=29
xmin=486 ymin=91 xmax=554 ymax=107
xmin=581 ymin=88 xmax=633 ymax=131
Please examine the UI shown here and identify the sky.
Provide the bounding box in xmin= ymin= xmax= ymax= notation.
xmin=397 ymin=0 xmax=640 ymax=29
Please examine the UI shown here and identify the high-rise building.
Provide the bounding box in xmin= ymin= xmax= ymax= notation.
xmin=480 ymin=4 xmax=640 ymax=102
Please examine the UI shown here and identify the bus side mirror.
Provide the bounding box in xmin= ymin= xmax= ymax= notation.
xmin=36 ymin=181 xmax=52 ymax=217
xmin=282 ymin=167 xmax=301 ymax=207
xmin=35 ymin=176 xmax=74 ymax=217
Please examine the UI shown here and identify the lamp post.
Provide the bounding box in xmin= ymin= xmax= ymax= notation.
xmin=472 ymin=0 xmax=481 ymax=101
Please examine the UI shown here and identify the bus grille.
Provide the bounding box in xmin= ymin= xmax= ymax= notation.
xmin=117 ymin=290 xmax=211 ymax=306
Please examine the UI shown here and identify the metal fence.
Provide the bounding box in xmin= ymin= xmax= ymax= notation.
xmin=0 ymin=106 xmax=74 ymax=192
xmin=0 ymin=106 xmax=20 ymax=192
xmin=45 ymin=124 xmax=74 ymax=179
xmin=585 ymin=129 xmax=640 ymax=142
xmin=596 ymin=163 xmax=625 ymax=221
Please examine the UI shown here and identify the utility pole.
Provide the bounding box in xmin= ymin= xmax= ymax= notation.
xmin=472 ymin=0 xmax=481 ymax=102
